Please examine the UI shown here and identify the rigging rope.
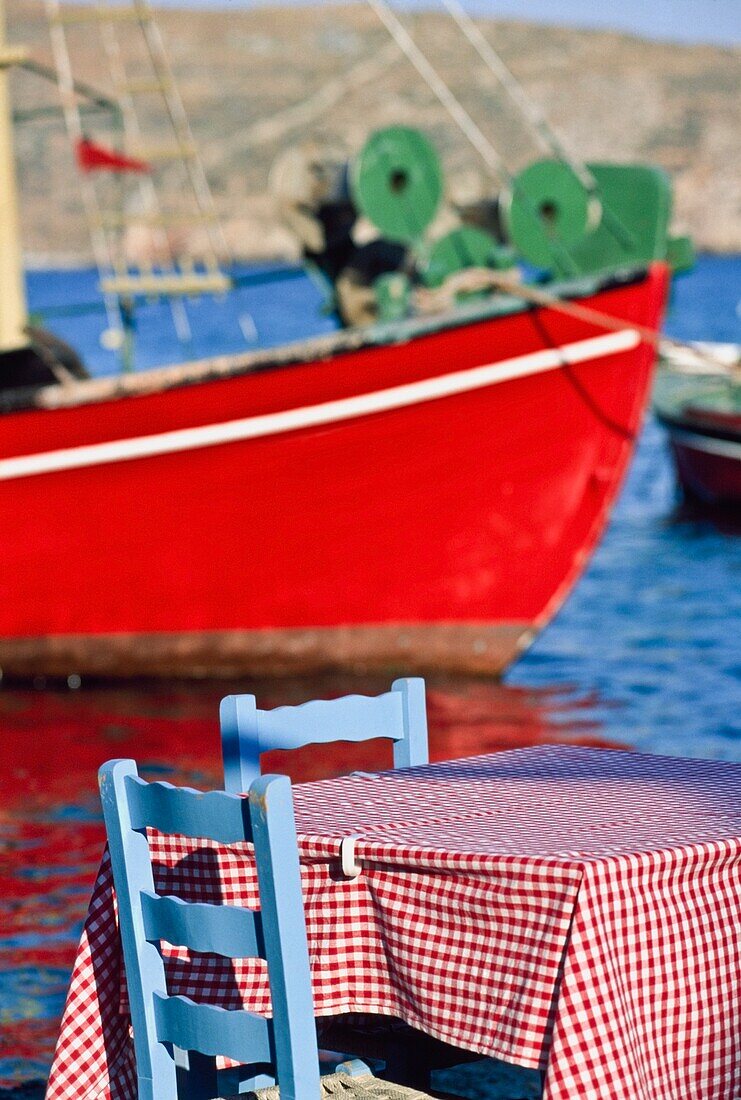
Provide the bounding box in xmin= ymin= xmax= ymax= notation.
xmin=417 ymin=266 xmax=738 ymax=375
xmin=528 ymin=307 xmax=637 ymax=439
xmin=387 ymin=0 xmax=636 ymax=257
xmin=44 ymin=0 xmax=124 ymax=338
xmin=438 ymin=0 xmax=639 ymax=253
xmin=365 ymin=0 xmax=515 ymax=189
xmin=437 ymin=0 xmax=597 ymax=193
xmin=365 ymin=0 xmax=585 ymax=274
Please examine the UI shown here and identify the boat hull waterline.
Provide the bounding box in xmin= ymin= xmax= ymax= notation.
xmin=0 ymin=266 xmax=668 ymax=678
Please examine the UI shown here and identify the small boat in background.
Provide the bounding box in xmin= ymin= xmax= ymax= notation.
xmin=655 ymin=345 xmax=741 ymax=508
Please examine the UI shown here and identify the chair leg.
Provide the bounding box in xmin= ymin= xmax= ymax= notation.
xmin=176 ymin=1050 xmax=219 ymax=1099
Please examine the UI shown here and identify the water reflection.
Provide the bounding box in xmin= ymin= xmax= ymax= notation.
xmin=0 ymin=674 xmax=616 ymax=1089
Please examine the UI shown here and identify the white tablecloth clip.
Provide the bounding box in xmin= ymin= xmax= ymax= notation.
xmin=340 ymin=835 xmax=363 ymax=879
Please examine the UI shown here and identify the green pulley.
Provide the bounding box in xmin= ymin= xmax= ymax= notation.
xmin=351 ymin=126 xmax=444 ymax=245
xmin=503 ymin=159 xmax=600 ymax=271
xmin=421 ymin=226 xmax=516 ymax=288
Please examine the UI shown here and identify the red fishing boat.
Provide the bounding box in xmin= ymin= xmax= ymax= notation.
xmin=0 ymin=1 xmax=683 ymax=678
xmin=0 ymin=265 xmax=668 ymax=677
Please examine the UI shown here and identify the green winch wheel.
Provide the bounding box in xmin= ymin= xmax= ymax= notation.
xmin=503 ymin=159 xmax=599 ymax=271
xmin=351 ymin=126 xmax=444 ymax=245
xmin=421 ymin=226 xmax=516 ymax=288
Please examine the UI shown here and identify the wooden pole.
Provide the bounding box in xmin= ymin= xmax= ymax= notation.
xmin=0 ymin=0 xmax=29 ymax=353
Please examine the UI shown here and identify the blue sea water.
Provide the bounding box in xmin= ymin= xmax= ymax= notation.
xmin=0 ymin=255 xmax=739 ymax=1093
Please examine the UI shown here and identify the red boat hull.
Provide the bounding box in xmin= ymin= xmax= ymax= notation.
xmin=0 ymin=266 xmax=668 ymax=677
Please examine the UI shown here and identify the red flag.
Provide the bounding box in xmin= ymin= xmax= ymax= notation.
xmin=76 ymin=138 xmax=151 ymax=174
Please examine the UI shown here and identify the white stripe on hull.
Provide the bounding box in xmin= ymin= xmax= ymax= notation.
xmin=668 ymin=425 xmax=741 ymax=461
xmin=0 ymin=329 xmax=639 ymax=482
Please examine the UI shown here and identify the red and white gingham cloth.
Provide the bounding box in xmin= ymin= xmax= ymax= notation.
xmin=47 ymin=745 xmax=741 ymax=1100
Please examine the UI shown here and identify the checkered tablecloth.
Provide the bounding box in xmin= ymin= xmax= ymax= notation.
xmin=47 ymin=745 xmax=741 ymax=1100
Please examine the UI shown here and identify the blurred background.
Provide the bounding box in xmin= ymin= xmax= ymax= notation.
xmin=12 ymin=0 xmax=741 ymax=267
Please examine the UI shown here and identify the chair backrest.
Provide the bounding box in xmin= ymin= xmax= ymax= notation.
xmin=220 ymin=677 xmax=429 ymax=794
xmin=98 ymin=759 xmax=319 ymax=1100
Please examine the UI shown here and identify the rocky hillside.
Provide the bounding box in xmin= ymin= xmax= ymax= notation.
xmin=9 ymin=2 xmax=741 ymax=261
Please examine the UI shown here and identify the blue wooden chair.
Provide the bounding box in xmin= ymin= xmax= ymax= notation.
xmin=220 ymin=677 xmax=429 ymax=795
xmin=99 ymin=759 xmax=323 ymax=1100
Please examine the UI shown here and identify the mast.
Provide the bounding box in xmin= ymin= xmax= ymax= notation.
xmin=0 ymin=0 xmax=29 ymax=354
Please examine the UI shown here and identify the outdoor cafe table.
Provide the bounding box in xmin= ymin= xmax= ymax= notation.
xmin=47 ymin=745 xmax=741 ymax=1100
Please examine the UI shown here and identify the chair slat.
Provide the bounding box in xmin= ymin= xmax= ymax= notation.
xmin=141 ymin=892 xmax=262 ymax=958
xmin=153 ymin=993 xmax=272 ymax=1065
xmin=258 ymin=692 xmax=403 ymax=748
xmin=126 ymin=774 xmax=252 ymax=844
xmin=221 ymin=678 xmax=428 ymax=794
